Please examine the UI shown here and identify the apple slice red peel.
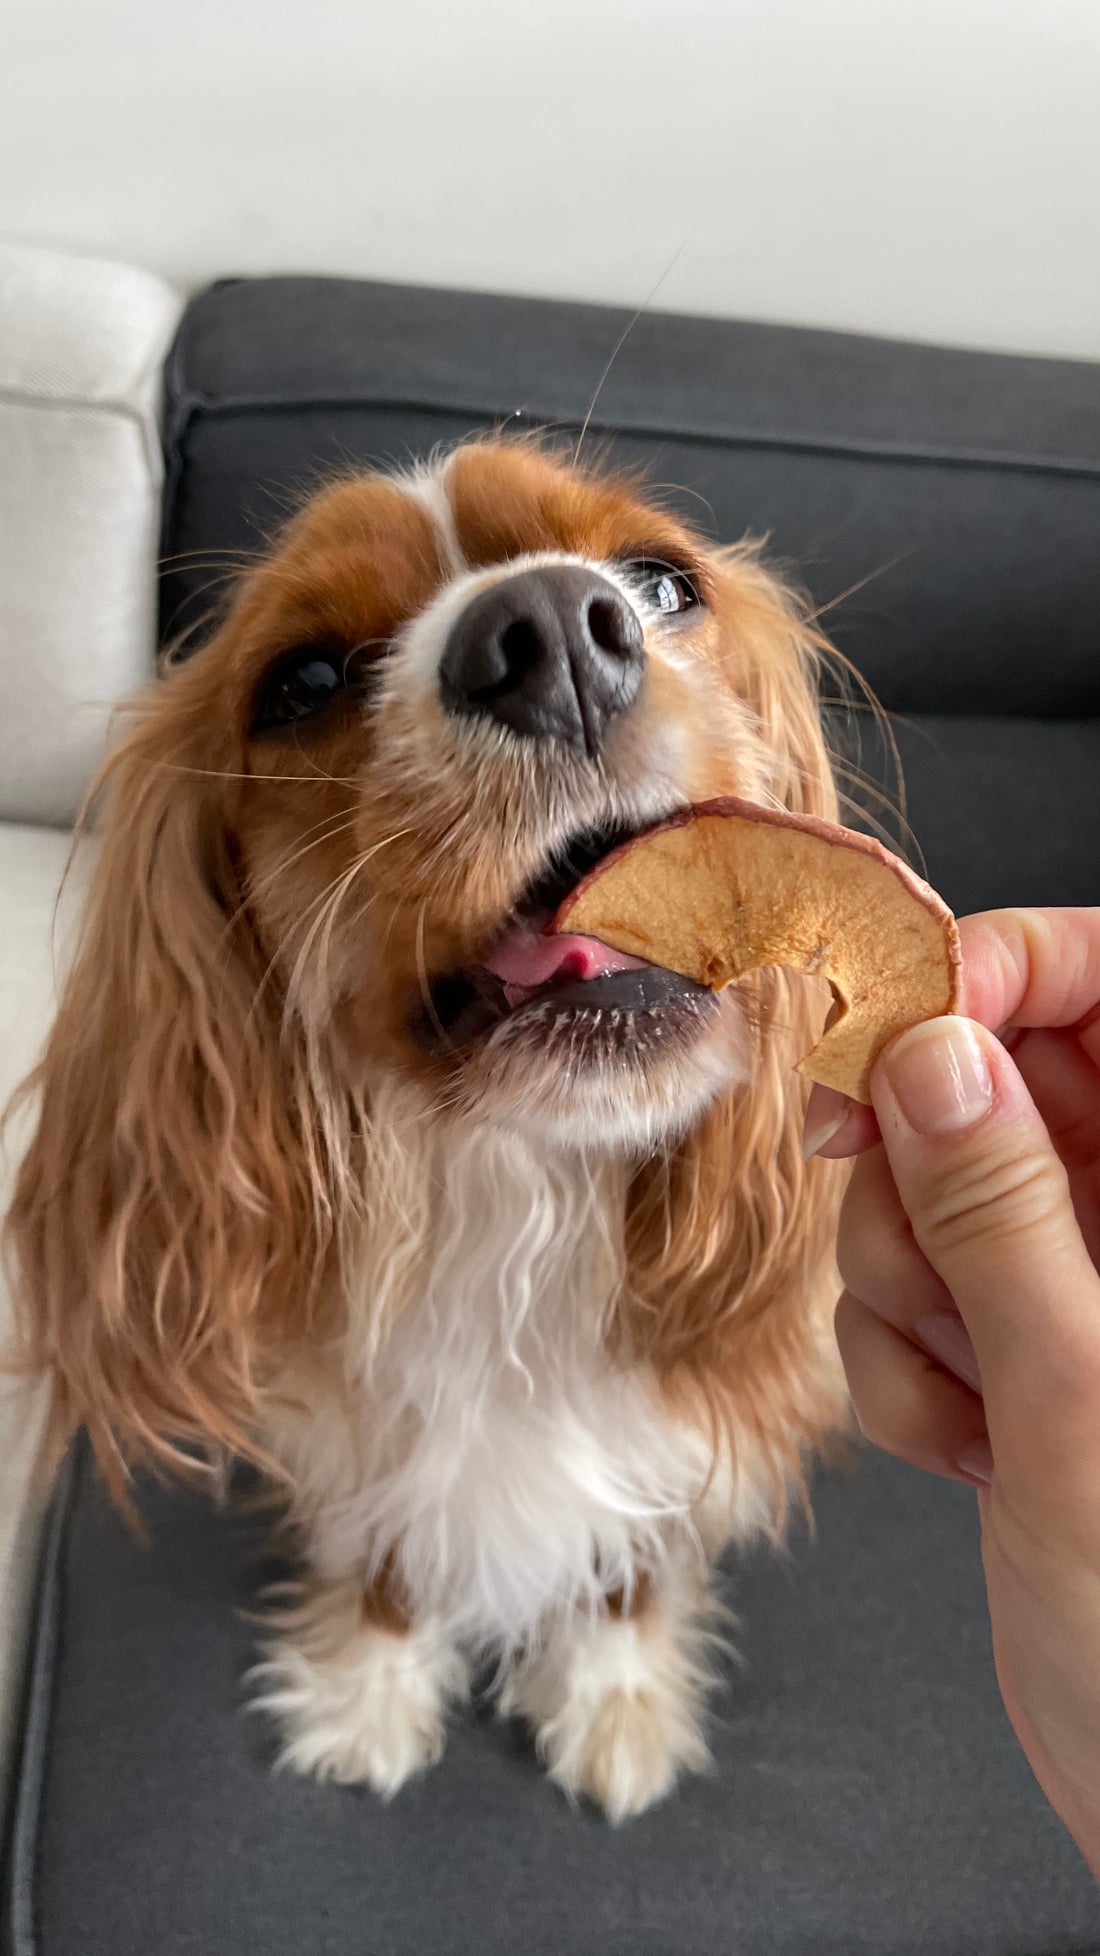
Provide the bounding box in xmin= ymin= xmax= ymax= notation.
xmin=550 ymin=796 xmax=961 ymax=1104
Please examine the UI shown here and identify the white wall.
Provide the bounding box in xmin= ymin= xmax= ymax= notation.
xmin=5 ymin=0 xmax=1099 ymax=359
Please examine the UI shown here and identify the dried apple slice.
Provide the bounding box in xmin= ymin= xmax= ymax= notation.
xmin=552 ymin=796 xmax=961 ymax=1102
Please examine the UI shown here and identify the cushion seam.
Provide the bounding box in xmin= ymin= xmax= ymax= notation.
xmin=162 ymin=390 xmax=1100 ymax=484
xmin=0 ymin=386 xmax=153 ymax=424
xmin=858 ymin=712 xmax=1100 ymax=729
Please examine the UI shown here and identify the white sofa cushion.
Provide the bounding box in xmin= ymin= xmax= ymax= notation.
xmin=0 ymin=244 xmax=182 ymax=825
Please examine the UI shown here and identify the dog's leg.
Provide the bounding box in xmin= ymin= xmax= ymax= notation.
xmin=502 ymin=1572 xmax=716 ymax=1822
xmin=250 ymin=1568 xmax=468 ymax=1797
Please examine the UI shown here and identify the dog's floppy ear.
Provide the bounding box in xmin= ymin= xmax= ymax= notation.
xmin=624 ymin=979 xmax=846 ymax=1521
xmin=624 ymin=552 xmax=848 ymax=1519
xmin=2 ymin=664 xmax=346 ymax=1506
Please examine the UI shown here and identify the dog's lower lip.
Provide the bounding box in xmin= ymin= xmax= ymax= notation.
xmin=504 ymin=965 xmax=709 ymax=1016
xmin=412 ymin=961 xmax=711 ymax=1055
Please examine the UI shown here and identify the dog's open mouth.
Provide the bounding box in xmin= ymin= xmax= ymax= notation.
xmin=414 ymin=820 xmax=711 ymax=1053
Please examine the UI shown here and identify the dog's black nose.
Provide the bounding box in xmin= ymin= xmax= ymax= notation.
xmin=439 ymin=565 xmax=645 ymax=756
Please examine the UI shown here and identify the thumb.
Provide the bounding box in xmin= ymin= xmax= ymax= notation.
xmin=871 ymin=1017 xmax=1100 ymax=1442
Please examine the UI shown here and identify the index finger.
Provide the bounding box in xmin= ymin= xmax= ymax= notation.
xmin=960 ymin=908 xmax=1100 ymax=1046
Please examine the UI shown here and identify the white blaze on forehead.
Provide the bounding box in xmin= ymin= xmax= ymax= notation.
xmin=387 ymin=460 xmax=717 ymax=804
xmin=402 ymin=455 xmax=467 ymax=581
xmin=396 ymin=456 xmax=686 ymax=675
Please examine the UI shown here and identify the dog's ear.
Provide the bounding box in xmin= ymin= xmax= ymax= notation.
xmin=624 ymin=554 xmax=849 ymax=1524
xmin=624 ymin=977 xmax=846 ymax=1525
xmin=705 ymin=539 xmax=839 ymax=823
xmin=2 ymin=668 xmax=346 ymax=1506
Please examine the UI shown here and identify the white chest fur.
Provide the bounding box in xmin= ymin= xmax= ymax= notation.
xmin=269 ymin=1085 xmax=759 ymax=1650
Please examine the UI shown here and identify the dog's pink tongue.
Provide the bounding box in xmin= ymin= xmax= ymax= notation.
xmin=483 ymin=930 xmax=647 ymax=1005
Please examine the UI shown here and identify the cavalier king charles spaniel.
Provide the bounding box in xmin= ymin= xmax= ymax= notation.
xmin=5 ymin=439 xmax=848 ymax=1821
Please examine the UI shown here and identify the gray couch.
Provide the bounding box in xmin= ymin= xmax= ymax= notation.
xmin=4 ymin=263 xmax=1100 ymax=1955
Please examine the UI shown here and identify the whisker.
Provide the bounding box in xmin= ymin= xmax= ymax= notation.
xmin=278 ymin=862 xmax=369 ymax=1035
xmin=310 ymin=820 xmax=411 ymax=986
xmin=831 ymin=787 xmax=907 ymax=857
xmin=245 ymin=827 xmax=413 ymax=1032
xmin=219 ymin=815 xmax=363 ymax=942
xmin=309 ymin=861 xmax=371 ymax=1004
xmin=293 ymin=829 xmax=408 ymax=1020
xmin=289 ymin=725 xmax=373 ymax=791
xmin=803 ymin=553 xmax=910 ymax=629
xmin=573 ymin=242 xmax=688 ymax=465
xmin=417 ymin=811 xmax=470 ymax=881
xmin=818 ymin=643 xmax=906 ymax=834
xmin=149 ymin=761 xmax=363 ymax=788
xmin=646 ymin=480 xmax=718 ymax=533
xmin=158 ymin=545 xmax=267 ymax=571
xmin=414 ymin=900 xmax=456 ymax=1054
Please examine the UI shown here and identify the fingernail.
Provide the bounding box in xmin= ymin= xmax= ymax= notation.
xmin=957 ymin=1438 xmax=994 ymax=1486
xmin=880 ymin=1017 xmax=994 ymax=1136
xmin=803 ymin=1110 xmax=847 ymax=1160
xmin=802 ymin=1085 xmax=848 ymax=1159
xmin=914 ymin=1311 xmax=982 ymax=1394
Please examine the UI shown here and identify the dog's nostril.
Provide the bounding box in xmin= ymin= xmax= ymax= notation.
xmin=498 ymin=617 xmax=543 ymax=684
xmin=587 ymin=598 xmax=632 ymax=657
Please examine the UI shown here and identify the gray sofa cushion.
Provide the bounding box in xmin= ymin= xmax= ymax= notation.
xmin=7 ymin=277 xmax=1100 ymax=1952
xmin=9 ymin=1439 xmax=1100 ymax=1956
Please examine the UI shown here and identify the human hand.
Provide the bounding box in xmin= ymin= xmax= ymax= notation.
xmin=809 ymin=909 xmax=1100 ymax=1871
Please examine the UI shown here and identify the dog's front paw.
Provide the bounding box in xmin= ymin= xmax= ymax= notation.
xmin=250 ymin=1587 xmax=468 ymax=1798
xmin=545 ymin=1676 xmax=711 ymax=1823
xmin=504 ymin=1589 xmax=714 ymax=1822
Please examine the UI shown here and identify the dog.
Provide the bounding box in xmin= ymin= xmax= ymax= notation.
xmin=4 ymin=437 xmax=848 ymax=1821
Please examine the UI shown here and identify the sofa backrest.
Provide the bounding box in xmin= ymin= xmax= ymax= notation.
xmin=3 ymin=259 xmax=1096 ymax=911
xmin=156 ymin=275 xmax=1100 ymax=920
xmin=161 ymin=276 xmax=1100 ymax=722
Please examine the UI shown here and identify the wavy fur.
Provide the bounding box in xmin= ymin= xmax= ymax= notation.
xmin=4 ymin=439 xmax=851 ymax=1814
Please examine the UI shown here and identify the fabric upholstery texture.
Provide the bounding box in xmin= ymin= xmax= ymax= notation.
xmin=0 ymin=244 xmax=181 ymax=826
xmin=9 ymin=1440 xmax=1100 ymax=1956
xmin=6 ymin=275 xmax=1100 ymax=1952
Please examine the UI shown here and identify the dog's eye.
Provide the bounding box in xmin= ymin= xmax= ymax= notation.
xmin=251 ymin=644 xmax=374 ymax=734
xmin=622 ymin=559 xmax=703 ymax=619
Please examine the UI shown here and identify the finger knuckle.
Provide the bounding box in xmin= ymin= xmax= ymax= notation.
xmin=916 ymin=1144 xmax=1070 ymax=1261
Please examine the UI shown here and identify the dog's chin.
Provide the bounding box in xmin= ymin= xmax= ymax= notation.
xmin=427 ymin=975 xmax=748 ymax=1154
xmin=459 ymin=992 xmax=746 ymax=1151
